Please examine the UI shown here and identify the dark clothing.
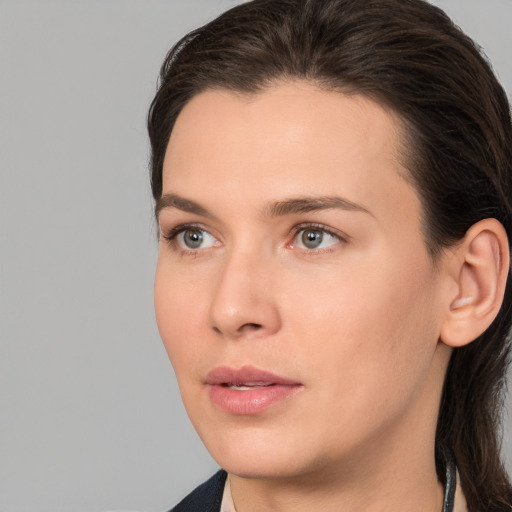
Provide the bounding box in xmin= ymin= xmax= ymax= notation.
xmin=169 ymin=470 xmax=227 ymax=512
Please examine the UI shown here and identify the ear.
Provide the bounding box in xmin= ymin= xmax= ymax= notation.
xmin=440 ymin=218 xmax=510 ymax=348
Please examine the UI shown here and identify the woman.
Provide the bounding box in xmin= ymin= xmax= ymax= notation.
xmin=148 ymin=0 xmax=512 ymax=510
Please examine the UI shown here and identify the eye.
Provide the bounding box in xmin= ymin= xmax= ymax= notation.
xmin=163 ymin=225 xmax=219 ymax=252
xmin=292 ymin=226 xmax=341 ymax=250
xmin=178 ymin=228 xmax=218 ymax=250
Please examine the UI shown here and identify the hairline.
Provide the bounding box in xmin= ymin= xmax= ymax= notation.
xmin=159 ymin=78 xmax=443 ymax=263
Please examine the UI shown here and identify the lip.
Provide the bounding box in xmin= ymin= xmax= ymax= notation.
xmin=205 ymin=365 xmax=303 ymax=415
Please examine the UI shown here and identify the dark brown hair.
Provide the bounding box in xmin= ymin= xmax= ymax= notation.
xmin=147 ymin=0 xmax=512 ymax=509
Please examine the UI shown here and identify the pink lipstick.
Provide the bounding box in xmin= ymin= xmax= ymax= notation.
xmin=205 ymin=365 xmax=303 ymax=415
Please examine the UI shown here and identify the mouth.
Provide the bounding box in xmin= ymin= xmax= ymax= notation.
xmin=224 ymin=383 xmax=273 ymax=391
xmin=205 ymin=365 xmax=301 ymax=388
xmin=205 ymin=365 xmax=303 ymax=415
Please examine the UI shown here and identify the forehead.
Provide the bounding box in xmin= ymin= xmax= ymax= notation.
xmin=165 ymin=81 xmax=408 ymax=177
xmin=162 ymin=82 xmax=421 ymax=230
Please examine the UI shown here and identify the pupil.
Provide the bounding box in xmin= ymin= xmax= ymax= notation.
xmin=185 ymin=229 xmax=203 ymax=248
xmin=302 ymin=229 xmax=323 ymax=248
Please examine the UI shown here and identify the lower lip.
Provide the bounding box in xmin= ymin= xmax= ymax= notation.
xmin=208 ymin=384 xmax=302 ymax=415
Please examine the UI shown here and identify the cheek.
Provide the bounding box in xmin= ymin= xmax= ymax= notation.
xmin=288 ymin=253 xmax=441 ymax=395
xmin=153 ymin=260 xmax=207 ymax=368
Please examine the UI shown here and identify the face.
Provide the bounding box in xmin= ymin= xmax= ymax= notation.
xmin=154 ymin=83 xmax=451 ymax=481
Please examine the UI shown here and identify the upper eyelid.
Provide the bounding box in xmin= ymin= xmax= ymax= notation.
xmin=290 ymin=222 xmax=350 ymax=241
xmin=160 ymin=221 xmax=349 ymax=247
xmin=161 ymin=222 xmax=212 ymax=238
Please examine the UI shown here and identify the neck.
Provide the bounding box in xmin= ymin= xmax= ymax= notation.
xmin=229 ymin=447 xmax=444 ymax=512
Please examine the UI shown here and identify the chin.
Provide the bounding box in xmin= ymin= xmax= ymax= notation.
xmin=197 ymin=421 xmax=336 ymax=481
xmin=198 ymin=424 xmax=299 ymax=475
xmin=219 ymin=455 xmax=309 ymax=481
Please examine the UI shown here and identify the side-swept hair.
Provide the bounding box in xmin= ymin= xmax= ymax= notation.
xmin=148 ymin=1 xmax=512 ymax=509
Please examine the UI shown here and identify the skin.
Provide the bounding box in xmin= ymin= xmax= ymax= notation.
xmin=154 ymin=82 xmax=458 ymax=511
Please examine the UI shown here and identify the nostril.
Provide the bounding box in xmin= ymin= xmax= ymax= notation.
xmin=212 ymin=322 xmax=263 ymax=336
xmin=241 ymin=323 xmax=263 ymax=331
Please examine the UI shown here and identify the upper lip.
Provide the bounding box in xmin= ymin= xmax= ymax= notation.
xmin=205 ymin=365 xmax=301 ymax=386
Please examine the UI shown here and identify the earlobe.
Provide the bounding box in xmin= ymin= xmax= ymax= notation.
xmin=440 ymin=219 xmax=510 ymax=348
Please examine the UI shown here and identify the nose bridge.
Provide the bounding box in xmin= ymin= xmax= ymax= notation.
xmin=209 ymin=243 xmax=281 ymax=338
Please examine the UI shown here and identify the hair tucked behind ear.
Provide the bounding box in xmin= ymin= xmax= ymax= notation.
xmin=148 ymin=1 xmax=512 ymax=509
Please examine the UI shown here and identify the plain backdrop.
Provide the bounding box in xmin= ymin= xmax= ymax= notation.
xmin=0 ymin=1 xmax=511 ymax=511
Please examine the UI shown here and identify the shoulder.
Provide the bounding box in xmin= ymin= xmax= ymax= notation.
xmin=167 ymin=470 xmax=228 ymax=512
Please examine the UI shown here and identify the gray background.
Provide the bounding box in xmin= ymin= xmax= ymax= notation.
xmin=0 ymin=1 xmax=511 ymax=511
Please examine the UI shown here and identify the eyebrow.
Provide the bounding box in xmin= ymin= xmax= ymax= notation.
xmin=155 ymin=193 xmax=372 ymax=219
xmin=266 ymin=196 xmax=372 ymax=217
xmin=155 ymin=193 xmax=211 ymax=219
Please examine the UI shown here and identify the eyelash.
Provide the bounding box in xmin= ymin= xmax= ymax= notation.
xmin=289 ymin=223 xmax=347 ymax=253
xmin=161 ymin=223 xmax=213 ymax=256
xmin=161 ymin=222 xmax=348 ymax=255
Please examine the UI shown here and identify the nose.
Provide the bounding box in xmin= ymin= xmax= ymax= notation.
xmin=209 ymin=250 xmax=281 ymax=339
